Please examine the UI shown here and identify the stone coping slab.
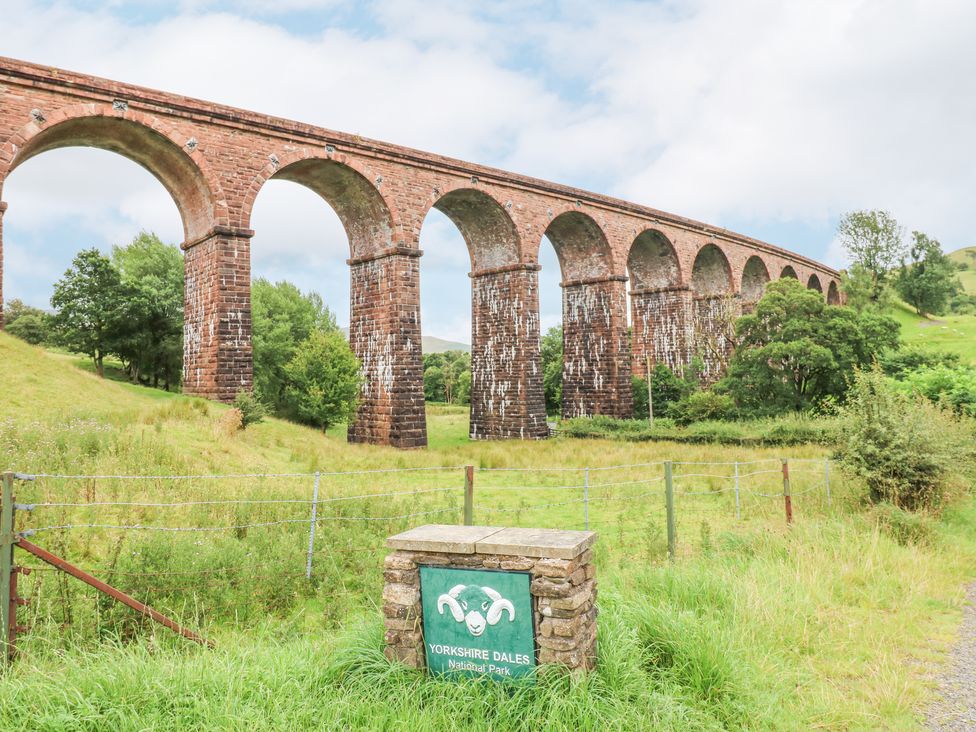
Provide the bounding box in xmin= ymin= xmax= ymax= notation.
xmin=386 ymin=525 xmax=503 ymax=554
xmin=387 ymin=524 xmax=596 ymax=559
xmin=475 ymin=527 xmax=596 ymax=559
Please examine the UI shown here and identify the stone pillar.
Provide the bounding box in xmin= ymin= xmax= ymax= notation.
xmin=383 ymin=524 xmax=598 ymax=675
xmin=182 ymin=226 xmax=254 ymax=402
xmin=469 ymin=264 xmax=548 ymax=440
xmin=692 ymin=294 xmax=741 ymax=384
xmin=562 ymin=275 xmax=632 ymax=419
xmin=631 ymin=285 xmax=693 ymax=377
xmin=0 ymin=201 xmax=6 ymax=329
xmin=347 ymin=247 xmax=427 ymax=448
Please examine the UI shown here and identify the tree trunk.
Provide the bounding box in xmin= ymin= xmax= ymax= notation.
xmin=96 ymin=354 xmax=104 ymax=379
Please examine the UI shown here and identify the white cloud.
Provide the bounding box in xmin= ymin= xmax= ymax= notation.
xmin=2 ymin=0 xmax=975 ymax=337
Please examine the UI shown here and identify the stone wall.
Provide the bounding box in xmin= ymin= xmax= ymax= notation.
xmin=383 ymin=525 xmax=598 ymax=673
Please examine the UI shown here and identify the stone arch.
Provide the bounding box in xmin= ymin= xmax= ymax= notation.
xmin=627 ymin=229 xmax=681 ymax=290
xmin=781 ymin=265 xmax=798 ymax=280
xmin=807 ymin=273 xmax=823 ymax=293
xmin=430 ymin=187 xmax=521 ymax=272
xmin=243 ymin=151 xmax=398 ymax=260
xmin=0 ymin=103 xmax=223 ymax=241
xmin=741 ymin=255 xmax=771 ymax=304
xmin=827 ymin=280 xmax=841 ymax=305
xmin=543 ymin=210 xmax=613 ymax=281
xmin=691 ymin=243 xmax=734 ymax=296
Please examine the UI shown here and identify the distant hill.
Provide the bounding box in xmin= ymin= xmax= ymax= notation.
xmin=948 ymin=246 xmax=976 ymax=296
xmin=339 ymin=328 xmax=469 ymax=354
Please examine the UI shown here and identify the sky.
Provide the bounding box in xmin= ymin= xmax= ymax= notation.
xmin=2 ymin=0 xmax=974 ymax=342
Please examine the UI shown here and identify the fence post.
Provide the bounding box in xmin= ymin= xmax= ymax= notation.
xmin=782 ymin=459 xmax=793 ymax=525
xmin=1 ymin=472 xmax=15 ymax=667
xmin=665 ymin=462 xmax=676 ymax=562
xmin=305 ymin=471 xmax=320 ymax=580
xmin=463 ymin=466 xmax=474 ymax=526
xmin=734 ymin=462 xmax=741 ymax=520
xmin=824 ymin=459 xmax=831 ymax=507
xmin=583 ymin=467 xmax=590 ymax=531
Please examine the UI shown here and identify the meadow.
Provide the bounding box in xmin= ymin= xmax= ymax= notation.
xmin=1 ymin=332 xmax=975 ymax=730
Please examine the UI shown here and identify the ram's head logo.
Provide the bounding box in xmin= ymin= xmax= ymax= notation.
xmin=436 ymin=584 xmax=515 ymax=637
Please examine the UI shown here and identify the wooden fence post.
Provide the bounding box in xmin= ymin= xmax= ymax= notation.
xmin=1 ymin=472 xmax=15 ymax=668
xmin=463 ymin=466 xmax=474 ymax=526
xmin=782 ymin=459 xmax=793 ymax=525
xmin=665 ymin=462 xmax=676 ymax=562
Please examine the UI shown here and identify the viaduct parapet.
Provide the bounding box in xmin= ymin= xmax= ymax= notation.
xmin=0 ymin=57 xmax=841 ymax=448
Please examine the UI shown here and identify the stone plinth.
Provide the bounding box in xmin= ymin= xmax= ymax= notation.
xmin=383 ymin=524 xmax=598 ymax=674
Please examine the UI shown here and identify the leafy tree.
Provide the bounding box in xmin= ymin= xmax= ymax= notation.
xmin=50 ymin=248 xmax=128 ymax=377
xmin=722 ymin=278 xmax=899 ymax=413
xmin=540 ymin=326 xmax=563 ymax=415
xmin=837 ymin=210 xmax=905 ymax=305
xmin=252 ymin=278 xmax=337 ymax=414
xmin=111 ymin=232 xmax=184 ymax=389
xmin=895 ymin=232 xmax=960 ymax=316
xmin=283 ymin=330 xmax=362 ymax=430
xmin=841 ymin=263 xmax=893 ymax=313
xmin=3 ymin=300 xmax=53 ymax=344
xmin=424 ymin=365 xmax=446 ymax=402
xmin=632 ymin=364 xmax=696 ymax=419
xmin=455 ymin=369 xmax=472 ymax=405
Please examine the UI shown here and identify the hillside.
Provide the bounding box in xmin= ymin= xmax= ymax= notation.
xmin=949 ymin=246 xmax=976 ymax=295
xmin=889 ymin=298 xmax=976 ymax=363
xmin=339 ymin=328 xmax=469 ymax=353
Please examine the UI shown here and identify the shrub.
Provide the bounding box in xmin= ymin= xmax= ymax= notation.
xmin=669 ymin=391 xmax=735 ymax=426
xmin=233 ymin=390 xmax=268 ymax=429
xmin=893 ymin=364 xmax=976 ymax=416
xmin=283 ymin=330 xmax=362 ymax=430
xmin=879 ymin=347 xmax=959 ymax=378
xmin=838 ymin=367 xmax=975 ymax=510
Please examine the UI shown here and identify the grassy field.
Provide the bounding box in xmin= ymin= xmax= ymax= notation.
xmin=887 ymin=298 xmax=976 ymax=363
xmin=1 ymin=332 xmax=975 ymax=730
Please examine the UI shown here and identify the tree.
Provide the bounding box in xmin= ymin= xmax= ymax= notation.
xmin=424 ymin=365 xmax=446 ymax=402
xmin=283 ymin=330 xmax=362 ymax=430
xmin=540 ymin=326 xmax=563 ymax=415
xmin=722 ymin=278 xmax=899 ymax=413
xmin=111 ymin=232 xmax=184 ymax=389
xmin=252 ymin=279 xmax=337 ymax=414
xmin=50 ymin=248 xmax=128 ymax=377
xmin=895 ymin=232 xmax=960 ymax=316
xmin=837 ymin=210 xmax=905 ymax=306
xmin=3 ymin=299 xmax=53 ymax=345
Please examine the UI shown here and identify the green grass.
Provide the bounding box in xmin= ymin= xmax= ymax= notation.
xmin=1 ymin=332 xmax=975 ymax=730
xmin=887 ymin=299 xmax=976 ymax=364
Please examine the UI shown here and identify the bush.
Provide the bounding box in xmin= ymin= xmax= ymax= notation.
xmin=669 ymin=391 xmax=736 ymax=426
xmin=879 ymin=347 xmax=960 ymax=378
xmin=283 ymin=330 xmax=362 ymax=430
xmin=892 ymin=364 xmax=976 ymax=416
xmin=838 ymin=367 xmax=975 ymax=510
xmin=233 ymin=390 xmax=268 ymax=429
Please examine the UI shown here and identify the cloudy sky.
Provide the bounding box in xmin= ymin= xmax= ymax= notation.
xmin=2 ymin=0 xmax=974 ymax=342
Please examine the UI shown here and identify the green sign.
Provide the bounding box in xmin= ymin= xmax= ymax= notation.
xmin=420 ymin=566 xmax=536 ymax=680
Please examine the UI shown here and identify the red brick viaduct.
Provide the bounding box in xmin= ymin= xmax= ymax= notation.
xmin=0 ymin=57 xmax=841 ymax=448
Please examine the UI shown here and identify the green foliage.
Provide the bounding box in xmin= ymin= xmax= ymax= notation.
xmin=633 ymin=364 xmax=696 ymax=419
xmin=111 ymin=232 xmax=184 ymax=389
xmin=50 ymin=248 xmax=129 ymax=377
xmin=878 ymin=346 xmax=960 ymax=377
xmin=838 ymin=367 xmax=975 ymax=510
xmin=892 ymin=364 xmax=976 ymax=416
xmin=723 ymin=279 xmax=899 ymax=413
xmin=895 ymin=231 xmax=960 ymax=316
xmin=283 ymin=329 xmax=362 ymax=430
xmin=669 ymin=391 xmax=736 ymax=426
xmin=233 ymin=390 xmax=269 ymax=429
xmin=3 ymin=299 xmax=53 ymax=345
xmin=422 ymin=350 xmax=471 ymax=404
xmin=837 ymin=209 xmax=906 ymax=305
xmin=540 ymin=326 xmax=562 ymax=415
xmin=252 ymin=278 xmax=337 ymax=414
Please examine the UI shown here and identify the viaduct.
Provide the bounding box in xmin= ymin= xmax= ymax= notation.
xmin=0 ymin=57 xmax=840 ymax=449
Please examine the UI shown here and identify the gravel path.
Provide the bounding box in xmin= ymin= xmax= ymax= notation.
xmin=927 ymin=584 xmax=976 ymax=730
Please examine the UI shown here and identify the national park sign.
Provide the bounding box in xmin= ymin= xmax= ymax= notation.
xmin=420 ymin=566 xmax=536 ymax=679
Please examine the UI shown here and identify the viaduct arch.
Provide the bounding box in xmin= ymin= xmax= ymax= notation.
xmin=0 ymin=56 xmax=841 ymax=448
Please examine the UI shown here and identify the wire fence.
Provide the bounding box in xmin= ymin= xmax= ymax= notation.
xmin=1 ymin=457 xmax=839 ymax=657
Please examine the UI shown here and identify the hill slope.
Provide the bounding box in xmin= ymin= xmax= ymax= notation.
xmin=889 ymin=299 xmax=976 ymax=364
xmin=948 ymin=246 xmax=976 ymax=295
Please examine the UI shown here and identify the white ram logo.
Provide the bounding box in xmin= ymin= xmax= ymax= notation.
xmin=436 ymin=584 xmax=515 ymax=637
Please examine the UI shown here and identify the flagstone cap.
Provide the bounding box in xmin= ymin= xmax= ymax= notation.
xmin=387 ymin=525 xmax=597 ymax=559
